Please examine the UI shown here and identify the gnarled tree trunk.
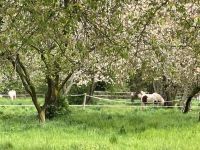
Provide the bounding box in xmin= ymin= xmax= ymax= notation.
xmin=86 ymin=76 xmax=96 ymax=104
xmin=183 ymin=86 xmax=200 ymax=113
xmin=43 ymin=76 xmax=60 ymax=119
xmin=38 ymin=108 xmax=46 ymax=123
xmin=8 ymin=54 xmax=45 ymax=123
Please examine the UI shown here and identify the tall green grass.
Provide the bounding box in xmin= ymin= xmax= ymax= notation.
xmin=0 ymin=97 xmax=44 ymax=105
xmin=0 ymin=105 xmax=200 ymax=150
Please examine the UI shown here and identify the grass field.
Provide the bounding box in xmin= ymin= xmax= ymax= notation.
xmin=0 ymin=98 xmax=200 ymax=150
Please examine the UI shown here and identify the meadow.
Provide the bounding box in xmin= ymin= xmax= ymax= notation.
xmin=0 ymin=98 xmax=200 ymax=150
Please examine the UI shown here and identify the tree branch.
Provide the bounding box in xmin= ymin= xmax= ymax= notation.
xmin=58 ymin=72 xmax=73 ymax=92
xmin=43 ymin=76 xmax=53 ymax=109
xmin=135 ymin=0 xmax=169 ymax=55
xmin=7 ymin=55 xmax=41 ymax=113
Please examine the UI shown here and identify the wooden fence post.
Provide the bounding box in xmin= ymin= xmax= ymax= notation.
xmin=83 ymin=93 xmax=87 ymax=109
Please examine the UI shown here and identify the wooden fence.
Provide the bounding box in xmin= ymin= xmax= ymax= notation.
xmin=93 ymin=91 xmax=134 ymax=99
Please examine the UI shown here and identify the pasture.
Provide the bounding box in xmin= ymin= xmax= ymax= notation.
xmin=0 ymin=98 xmax=200 ymax=150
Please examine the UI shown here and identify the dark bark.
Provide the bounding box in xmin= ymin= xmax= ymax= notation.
xmin=153 ymin=76 xmax=178 ymax=106
xmin=129 ymin=71 xmax=143 ymax=102
xmin=43 ymin=76 xmax=60 ymax=119
xmin=131 ymin=91 xmax=140 ymax=102
xmin=41 ymin=74 xmax=70 ymax=120
xmin=183 ymin=86 xmax=200 ymax=113
xmin=161 ymin=76 xmax=171 ymax=103
xmin=86 ymin=77 xmax=96 ymax=104
xmin=199 ymin=112 xmax=200 ymax=121
xmin=146 ymin=83 xmax=154 ymax=94
xmin=59 ymin=72 xmax=73 ymax=92
xmin=63 ymin=0 xmax=70 ymax=7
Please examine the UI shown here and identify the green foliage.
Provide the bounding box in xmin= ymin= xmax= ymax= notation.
xmin=104 ymin=83 xmax=128 ymax=93
xmin=45 ymin=95 xmax=70 ymax=119
xmin=56 ymin=95 xmax=70 ymax=115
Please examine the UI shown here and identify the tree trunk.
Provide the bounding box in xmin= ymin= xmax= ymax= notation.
xmin=153 ymin=76 xmax=178 ymax=106
xmin=62 ymin=73 xmax=74 ymax=95
xmin=44 ymin=89 xmax=59 ymax=119
xmin=86 ymin=77 xmax=96 ymax=104
xmin=183 ymin=96 xmax=192 ymax=113
xmin=8 ymin=54 xmax=43 ymax=122
xmin=129 ymin=71 xmax=143 ymax=102
xmin=131 ymin=91 xmax=140 ymax=102
xmin=43 ymin=72 xmax=73 ymax=119
xmin=38 ymin=109 xmax=46 ymax=123
xmin=199 ymin=112 xmax=200 ymax=121
xmin=183 ymin=86 xmax=200 ymax=113
xmin=146 ymin=82 xmax=154 ymax=93
xmin=43 ymin=76 xmax=60 ymax=119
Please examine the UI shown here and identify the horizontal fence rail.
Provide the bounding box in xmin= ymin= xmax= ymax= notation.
xmin=0 ymin=93 xmax=200 ymax=110
xmin=93 ymin=91 xmax=134 ymax=99
xmin=1 ymin=91 xmax=199 ymax=100
xmin=94 ymin=91 xmax=133 ymax=94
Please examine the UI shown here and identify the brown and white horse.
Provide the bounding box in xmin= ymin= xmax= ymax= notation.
xmin=138 ymin=91 xmax=165 ymax=107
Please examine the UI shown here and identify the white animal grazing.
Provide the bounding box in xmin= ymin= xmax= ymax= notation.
xmin=138 ymin=91 xmax=165 ymax=107
xmin=8 ymin=90 xmax=17 ymax=100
